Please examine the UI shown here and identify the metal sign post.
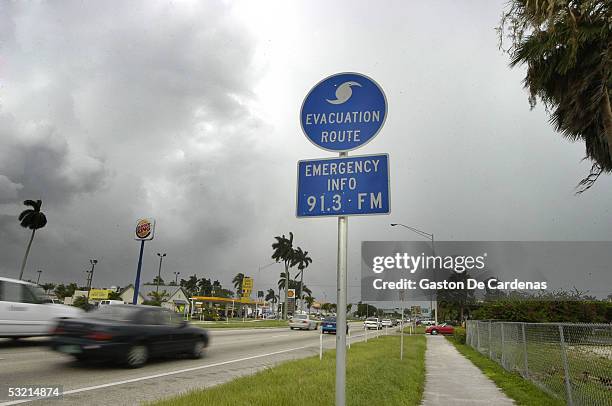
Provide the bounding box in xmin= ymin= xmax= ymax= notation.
xmin=133 ymin=218 xmax=155 ymax=304
xmin=336 ymin=209 xmax=348 ymax=406
xmin=132 ymin=240 xmax=145 ymax=304
xmin=298 ymin=72 xmax=389 ymax=406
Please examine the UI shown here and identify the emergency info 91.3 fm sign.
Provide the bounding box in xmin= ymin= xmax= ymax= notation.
xmin=297 ymin=72 xmax=390 ymax=218
xmin=296 ymin=154 xmax=390 ymax=217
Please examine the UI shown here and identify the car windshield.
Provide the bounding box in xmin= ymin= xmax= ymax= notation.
xmin=324 ymin=317 xmax=336 ymax=322
xmin=88 ymin=305 xmax=137 ymax=322
xmin=366 ymin=317 xmax=377 ymax=321
xmin=294 ymin=315 xmax=307 ymax=319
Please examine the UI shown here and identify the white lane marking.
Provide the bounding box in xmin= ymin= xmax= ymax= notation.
xmin=0 ymin=344 xmax=313 ymax=405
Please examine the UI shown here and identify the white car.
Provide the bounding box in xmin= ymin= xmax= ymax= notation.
xmin=0 ymin=277 xmax=83 ymax=338
xmin=363 ymin=317 xmax=382 ymax=330
xmin=381 ymin=319 xmax=393 ymax=327
xmin=289 ymin=314 xmax=318 ymax=330
xmin=99 ymin=299 xmax=124 ymax=306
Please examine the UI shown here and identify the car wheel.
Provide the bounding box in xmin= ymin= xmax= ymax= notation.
xmin=431 ymin=329 xmax=438 ymax=335
xmin=74 ymin=354 xmax=88 ymax=362
xmin=125 ymin=344 xmax=148 ymax=368
xmin=189 ymin=339 xmax=206 ymax=359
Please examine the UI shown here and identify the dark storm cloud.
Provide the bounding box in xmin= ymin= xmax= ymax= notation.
xmin=0 ymin=1 xmax=270 ymax=284
xmin=0 ymin=113 xmax=106 ymax=205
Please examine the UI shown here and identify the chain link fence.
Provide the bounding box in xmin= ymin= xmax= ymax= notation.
xmin=466 ymin=321 xmax=611 ymax=406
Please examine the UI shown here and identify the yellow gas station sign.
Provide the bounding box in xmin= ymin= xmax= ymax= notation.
xmin=89 ymin=289 xmax=112 ymax=300
xmin=241 ymin=277 xmax=253 ymax=297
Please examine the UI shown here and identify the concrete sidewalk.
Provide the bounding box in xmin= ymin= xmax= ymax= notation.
xmin=421 ymin=335 xmax=514 ymax=405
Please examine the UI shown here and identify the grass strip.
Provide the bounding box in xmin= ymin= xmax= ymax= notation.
xmin=402 ymin=325 xmax=426 ymax=335
xmin=446 ymin=337 xmax=564 ymax=406
xmin=151 ymin=335 xmax=426 ymax=406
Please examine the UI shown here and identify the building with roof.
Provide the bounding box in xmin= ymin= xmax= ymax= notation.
xmin=118 ymin=284 xmax=190 ymax=313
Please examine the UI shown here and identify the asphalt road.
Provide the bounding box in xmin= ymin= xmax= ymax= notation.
xmin=0 ymin=322 xmax=372 ymax=405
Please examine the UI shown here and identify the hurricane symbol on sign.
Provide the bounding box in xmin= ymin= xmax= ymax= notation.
xmin=326 ymin=81 xmax=362 ymax=105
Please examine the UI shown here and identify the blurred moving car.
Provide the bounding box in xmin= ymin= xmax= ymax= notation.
xmin=425 ymin=323 xmax=455 ymax=335
xmin=50 ymin=305 xmax=208 ymax=368
xmin=289 ymin=314 xmax=318 ymax=330
xmin=0 ymin=277 xmax=83 ymax=338
xmin=321 ymin=316 xmax=348 ymax=334
xmin=363 ymin=317 xmax=382 ymax=330
xmin=381 ymin=319 xmax=393 ymax=327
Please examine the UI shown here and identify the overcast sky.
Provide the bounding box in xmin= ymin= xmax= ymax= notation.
xmin=1 ymin=1 xmax=611 ymax=304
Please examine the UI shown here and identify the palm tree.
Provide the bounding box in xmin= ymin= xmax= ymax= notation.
xmin=304 ymin=295 xmax=315 ymax=314
xmin=291 ymin=247 xmax=312 ymax=312
xmin=148 ymin=290 xmax=169 ymax=306
xmin=212 ymin=280 xmax=222 ymax=296
xmin=40 ymin=282 xmax=55 ymax=294
xmin=277 ymin=274 xmax=312 ymax=294
xmin=108 ymin=291 xmax=123 ymax=301
xmin=232 ymin=273 xmax=245 ymax=296
xmin=499 ymin=1 xmax=611 ymax=192
xmin=265 ymin=288 xmax=276 ymax=303
xmin=180 ymin=275 xmax=199 ymax=297
xmin=277 ymin=272 xmax=291 ymax=290
xmin=18 ymin=200 xmax=48 ymax=280
xmin=271 ymin=232 xmax=295 ymax=319
xmin=265 ymin=288 xmax=277 ymax=316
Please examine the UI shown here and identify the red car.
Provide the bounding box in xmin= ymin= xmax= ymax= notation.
xmin=425 ymin=323 xmax=454 ymax=335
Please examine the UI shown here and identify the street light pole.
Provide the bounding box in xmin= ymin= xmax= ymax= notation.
xmin=86 ymin=259 xmax=98 ymax=304
xmin=36 ymin=270 xmax=42 ymax=285
xmin=390 ymin=223 xmax=438 ymax=325
xmin=156 ymin=253 xmax=166 ymax=293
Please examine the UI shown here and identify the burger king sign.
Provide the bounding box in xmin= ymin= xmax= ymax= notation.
xmin=134 ymin=218 xmax=155 ymax=241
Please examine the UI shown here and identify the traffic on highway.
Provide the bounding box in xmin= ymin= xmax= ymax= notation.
xmin=1 ymin=274 xmax=377 ymax=404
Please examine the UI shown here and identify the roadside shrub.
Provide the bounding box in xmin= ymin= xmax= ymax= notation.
xmin=471 ymin=300 xmax=611 ymax=323
xmin=453 ymin=327 xmax=466 ymax=344
xmin=72 ymin=296 xmax=94 ymax=311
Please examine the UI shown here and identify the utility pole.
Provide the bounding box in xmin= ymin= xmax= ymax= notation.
xmin=36 ymin=270 xmax=42 ymax=285
xmin=156 ymin=252 xmax=166 ymax=293
xmin=86 ymin=259 xmax=98 ymax=303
